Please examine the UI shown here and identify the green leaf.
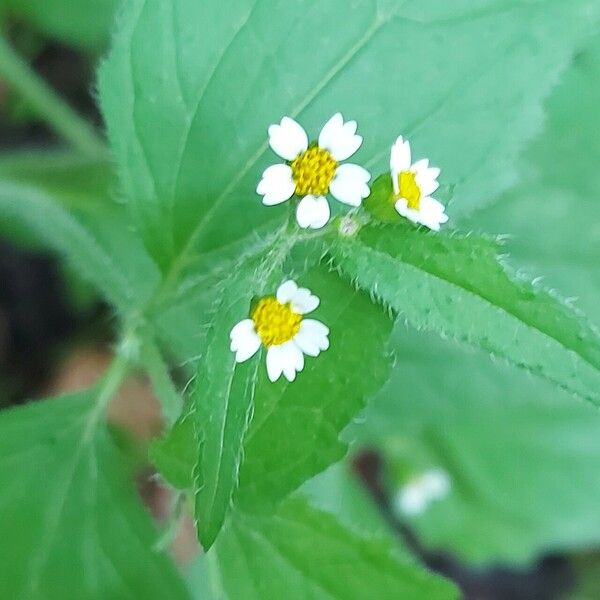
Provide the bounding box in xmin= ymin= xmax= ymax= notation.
xmin=98 ymin=0 xmax=600 ymax=268
xmin=188 ymin=259 xmax=392 ymax=548
xmin=300 ymin=462 xmax=396 ymax=541
xmin=344 ymin=34 xmax=600 ymax=566
xmin=0 ymin=150 xmax=113 ymax=207
xmin=193 ymin=260 xmax=266 ymax=549
xmin=464 ymin=32 xmax=600 ymax=325
xmin=351 ymin=326 xmax=600 ymax=564
xmin=329 ymin=223 xmax=600 ymax=405
xmin=7 ymin=0 xmax=118 ymax=49
xmin=0 ymin=386 xmax=189 ymax=598
xmin=192 ymin=233 xmax=319 ymax=548
xmin=150 ymin=410 xmax=196 ymax=490
xmin=363 ymin=174 xmax=406 ymax=224
xmin=151 ymin=244 xmax=334 ymax=493
xmin=234 ymin=268 xmax=393 ymax=512
xmin=0 ymin=152 xmax=161 ymax=315
xmin=201 ymin=497 xmax=458 ymax=600
xmin=0 ymin=151 xmax=112 ymax=250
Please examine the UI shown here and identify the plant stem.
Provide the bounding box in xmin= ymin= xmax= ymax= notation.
xmin=153 ymin=492 xmax=185 ymax=552
xmin=141 ymin=339 xmax=183 ymax=426
xmin=86 ymin=352 xmax=131 ymax=431
xmin=97 ymin=354 xmax=131 ymax=411
xmin=0 ymin=34 xmax=107 ymax=158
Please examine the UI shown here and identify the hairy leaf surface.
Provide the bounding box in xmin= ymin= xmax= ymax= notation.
xmin=184 ymin=261 xmax=393 ymax=547
xmin=330 ymin=224 xmax=600 ymax=405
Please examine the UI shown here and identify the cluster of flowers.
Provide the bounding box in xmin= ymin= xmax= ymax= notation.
xmin=230 ymin=113 xmax=448 ymax=383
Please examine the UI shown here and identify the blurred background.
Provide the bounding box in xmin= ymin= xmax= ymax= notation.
xmin=1 ymin=2 xmax=600 ymax=599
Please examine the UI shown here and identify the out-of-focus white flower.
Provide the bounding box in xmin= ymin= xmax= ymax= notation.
xmin=396 ymin=468 xmax=451 ymax=516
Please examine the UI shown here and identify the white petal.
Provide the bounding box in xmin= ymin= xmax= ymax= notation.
xmin=427 ymin=166 xmax=441 ymax=180
xmin=300 ymin=319 xmax=330 ymax=351
xmin=290 ymin=288 xmax=319 ymax=314
xmin=257 ymin=164 xmax=295 ymax=205
xmin=415 ymin=172 xmax=440 ymax=197
xmin=421 ymin=196 xmax=447 ymax=215
xmin=412 ymin=159 xmax=441 ymax=197
xmin=294 ymin=330 xmax=321 ymax=356
xmin=422 ymin=469 xmax=451 ymax=499
xmin=412 ymin=158 xmax=429 ymax=172
xmin=301 ymin=318 xmax=330 ymax=338
xmin=394 ymin=198 xmax=421 ymax=224
xmin=419 ymin=197 xmax=449 ymax=231
xmin=329 ymin=163 xmax=371 ymax=207
xmin=279 ymin=341 xmax=304 ymax=382
xmin=268 ymin=116 xmax=308 ymax=160
xmin=230 ymin=319 xmax=255 ymax=342
xmin=276 ymin=280 xmax=298 ymax=304
xmin=296 ymin=195 xmax=330 ymax=229
xmin=398 ymin=486 xmax=428 ymax=516
xmin=266 ymin=345 xmax=285 ymax=382
xmin=419 ymin=214 xmax=448 ymax=232
xmin=235 ymin=333 xmax=261 ymax=362
xmin=275 ymin=282 xmax=319 ymax=313
xmin=390 ymin=136 xmax=412 ymax=187
xmin=318 ymin=113 xmax=344 ymax=151
xmin=230 ymin=320 xmax=261 ymax=363
xmin=294 ymin=319 xmax=329 ymax=357
xmin=318 ymin=113 xmax=363 ymax=161
xmin=396 ymin=196 xmax=448 ymax=231
xmin=266 ymin=341 xmax=304 ymax=383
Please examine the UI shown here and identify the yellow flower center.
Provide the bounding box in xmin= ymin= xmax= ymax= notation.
xmin=397 ymin=171 xmax=421 ymax=210
xmin=251 ymin=297 xmax=302 ymax=347
xmin=291 ymin=146 xmax=338 ymax=196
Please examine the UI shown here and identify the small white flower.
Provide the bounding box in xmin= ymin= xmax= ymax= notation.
xmin=389 ymin=136 xmax=448 ymax=231
xmin=396 ymin=469 xmax=451 ymax=517
xmin=230 ymin=280 xmax=329 ymax=382
xmin=257 ymin=113 xmax=371 ymax=229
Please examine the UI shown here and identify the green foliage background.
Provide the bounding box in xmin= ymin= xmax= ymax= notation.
xmin=1 ymin=0 xmax=600 ymax=598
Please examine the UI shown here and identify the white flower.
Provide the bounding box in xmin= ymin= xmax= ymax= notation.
xmin=389 ymin=136 xmax=448 ymax=231
xmin=395 ymin=468 xmax=451 ymax=517
xmin=257 ymin=113 xmax=371 ymax=229
xmin=230 ymin=280 xmax=329 ymax=382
